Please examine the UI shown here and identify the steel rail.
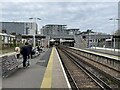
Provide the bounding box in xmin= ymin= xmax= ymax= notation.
xmin=61 ymin=48 xmax=112 ymax=90
xmin=57 ymin=48 xmax=79 ymax=90
xmin=65 ymin=48 xmax=120 ymax=85
xmin=68 ymin=48 xmax=120 ymax=73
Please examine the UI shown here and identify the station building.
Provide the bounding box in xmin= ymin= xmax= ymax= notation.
xmin=41 ymin=24 xmax=67 ymax=36
xmin=81 ymin=32 xmax=113 ymax=48
xmin=41 ymin=24 xmax=78 ymax=47
xmin=66 ymin=28 xmax=80 ymax=35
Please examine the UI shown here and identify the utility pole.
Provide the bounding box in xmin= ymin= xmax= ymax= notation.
xmin=87 ymin=29 xmax=92 ymax=48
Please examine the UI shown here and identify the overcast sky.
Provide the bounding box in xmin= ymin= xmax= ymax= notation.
xmin=0 ymin=0 xmax=119 ymax=34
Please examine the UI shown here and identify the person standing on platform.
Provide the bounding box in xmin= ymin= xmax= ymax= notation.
xmin=20 ymin=42 xmax=29 ymax=68
xmin=28 ymin=43 xmax=33 ymax=59
xmin=37 ymin=46 xmax=40 ymax=53
xmin=15 ymin=46 xmax=20 ymax=59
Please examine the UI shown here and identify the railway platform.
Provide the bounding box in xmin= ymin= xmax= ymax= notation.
xmin=1 ymin=47 xmax=70 ymax=89
xmin=1 ymin=46 xmax=120 ymax=90
xmin=87 ymin=47 xmax=120 ymax=56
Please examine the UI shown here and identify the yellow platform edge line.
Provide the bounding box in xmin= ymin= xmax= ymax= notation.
xmin=40 ymin=47 xmax=55 ymax=89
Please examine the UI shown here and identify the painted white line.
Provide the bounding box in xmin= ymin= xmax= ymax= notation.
xmin=91 ymin=47 xmax=120 ymax=52
xmin=55 ymin=48 xmax=71 ymax=89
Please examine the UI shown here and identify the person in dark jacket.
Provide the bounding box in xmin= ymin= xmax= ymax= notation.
xmin=28 ymin=44 xmax=33 ymax=59
xmin=20 ymin=42 xmax=29 ymax=67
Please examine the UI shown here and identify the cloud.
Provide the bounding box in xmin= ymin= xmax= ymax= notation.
xmin=0 ymin=2 xmax=118 ymax=34
xmin=1 ymin=0 xmax=120 ymax=2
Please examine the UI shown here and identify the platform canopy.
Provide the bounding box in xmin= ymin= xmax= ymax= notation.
xmin=22 ymin=34 xmax=46 ymax=39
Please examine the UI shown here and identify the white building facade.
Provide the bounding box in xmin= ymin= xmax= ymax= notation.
xmin=41 ymin=24 xmax=67 ymax=36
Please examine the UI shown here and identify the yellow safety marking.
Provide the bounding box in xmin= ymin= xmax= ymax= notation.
xmin=40 ymin=47 xmax=55 ymax=88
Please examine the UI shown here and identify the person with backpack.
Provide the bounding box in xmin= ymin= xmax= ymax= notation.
xmin=20 ymin=42 xmax=30 ymax=68
xmin=28 ymin=43 xmax=33 ymax=59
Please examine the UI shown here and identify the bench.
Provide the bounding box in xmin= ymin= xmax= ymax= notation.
xmin=2 ymin=55 xmax=22 ymax=78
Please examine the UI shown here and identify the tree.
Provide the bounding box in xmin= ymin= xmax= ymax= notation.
xmin=86 ymin=29 xmax=94 ymax=33
xmin=2 ymin=29 xmax=7 ymax=33
xmin=11 ymin=32 xmax=16 ymax=36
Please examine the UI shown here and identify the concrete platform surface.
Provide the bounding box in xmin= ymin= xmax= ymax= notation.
xmin=2 ymin=48 xmax=52 ymax=89
xmin=2 ymin=47 xmax=70 ymax=89
xmin=40 ymin=47 xmax=70 ymax=89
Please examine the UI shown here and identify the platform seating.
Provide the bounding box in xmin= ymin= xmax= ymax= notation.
xmin=2 ymin=55 xmax=22 ymax=78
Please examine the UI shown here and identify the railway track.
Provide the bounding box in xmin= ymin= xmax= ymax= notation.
xmin=57 ymin=47 xmax=109 ymax=90
xmin=69 ymin=49 xmax=120 ymax=73
xmin=57 ymin=46 xmax=120 ymax=90
xmin=66 ymin=47 xmax=120 ymax=85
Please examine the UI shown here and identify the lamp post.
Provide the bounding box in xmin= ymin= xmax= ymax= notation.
xmin=94 ymin=32 xmax=97 ymax=49
xmin=29 ymin=17 xmax=41 ymax=48
xmin=109 ymin=18 xmax=120 ymax=52
xmin=87 ymin=29 xmax=92 ymax=48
